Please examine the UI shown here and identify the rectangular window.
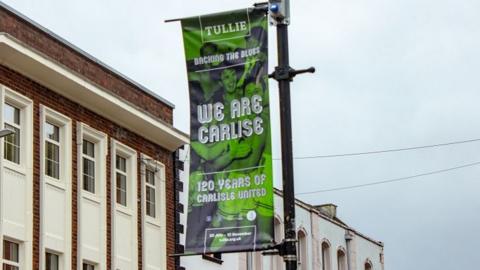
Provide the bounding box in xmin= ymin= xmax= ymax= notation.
xmin=82 ymin=140 xmax=95 ymax=193
xmin=3 ymin=103 xmax=21 ymax=164
xmin=82 ymin=262 xmax=95 ymax=270
xmin=3 ymin=240 xmax=19 ymax=270
xmin=45 ymin=122 xmax=60 ymax=179
xmin=145 ymin=169 xmax=156 ymax=218
xmin=116 ymin=155 xmax=127 ymax=206
xmin=45 ymin=252 xmax=59 ymax=270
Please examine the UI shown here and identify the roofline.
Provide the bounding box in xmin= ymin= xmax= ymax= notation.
xmin=0 ymin=33 xmax=189 ymax=150
xmin=274 ymin=188 xmax=384 ymax=247
xmin=0 ymin=1 xmax=176 ymax=109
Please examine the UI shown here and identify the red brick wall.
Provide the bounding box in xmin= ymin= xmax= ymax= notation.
xmin=0 ymin=64 xmax=177 ymax=270
xmin=0 ymin=6 xmax=173 ymax=125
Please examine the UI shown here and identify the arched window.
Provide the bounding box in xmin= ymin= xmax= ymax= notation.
xmin=337 ymin=248 xmax=347 ymax=270
xmin=321 ymin=241 xmax=331 ymax=270
xmin=297 ymin=229 xmax=307 ymax=270
xmin=364 ymin=259 xmax=373 ymax=270
xmin=272 ymin=217 xmax=284 ymax=270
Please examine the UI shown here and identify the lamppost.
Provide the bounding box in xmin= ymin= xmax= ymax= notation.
xmin=268 ymin=1 xmax=314 ymax=270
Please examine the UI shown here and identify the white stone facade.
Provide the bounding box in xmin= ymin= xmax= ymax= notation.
xmin=181 ymin=191 xmax=385 ymax=270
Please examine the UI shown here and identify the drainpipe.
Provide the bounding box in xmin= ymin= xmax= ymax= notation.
xmin=345 ymin=230 xmax=354 ymax=270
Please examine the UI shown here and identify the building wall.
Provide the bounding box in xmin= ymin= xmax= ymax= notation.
xmin=0 ymin=50 xmax=176 ymax=270
xmin=180 ymin=193 xmax=385 ymax=270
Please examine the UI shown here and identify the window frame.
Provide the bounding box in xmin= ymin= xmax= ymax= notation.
xmin=44 ymin=121 xmax=61 ymax=180
xmin=78 ymin=123 xmax=107 ymax=201
xmin=3 ymin=102 xmax=21 ymax=164
xmin=337 ymin=247 xmax=347 ymax=270
xmin=145 ymin=168 xmax=156 ymax=218
xmin=40 ymin=105 xmax=72 ymax=188
xmin=364 ymin=259 xmax=373 ymax=270
xmin=273 ymin=216 xmax=283 ymax=270
xmin=0 ymin=86 xmax=33 ymax=270
xmin=82 ymin=261 xmax=96 ymax=270
xmin=321 ymin=240 xmax=332 ymax=270
xmin=45 ymin=250 xmax=61 ymax=270
xmin=112 ymin=140 xmax=137 ymax=213
xmin=77 ymin=123 xmax=108 ymax=269
xmin=82 ymin=139 xmax=96 ymax=194
xmin=39 ymin=105 xmax=72 ymax=270
xmin=111 ymin=139 xmax=138 ymax=270
xmin=2 ymin=239 xmax=21 ymax=270
xmin=115 ymin=154 xmax=128 ymax=207
xmin=297 ymin=228 xmax=308 ymax=270
xmin=141 ymin=154 xmax=166 ymax=225
xmin=1 ymin=87 xmax=33 ymax=173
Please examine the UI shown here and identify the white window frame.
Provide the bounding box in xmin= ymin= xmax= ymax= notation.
xmin=141 ymin=154 xmax=166 ymax=225
xmin=140 ymin=153 xmax=167 ymax=270
xmin=110 ymin=139 xmax=137 ymax=270
xmin=76 ymin=123 xmax=107 ymax=270
xmin=112 ymin=141 xmax=136 ymax=212
xmin=40 ymin=105 xmax=71 ymax=188
xmin=77 ymin=123 xmax=107 ymax=201
xmin=2 ymin=238 xmax=22 ymax=270
xmin=82 ymin=139 xmax=95 ymax=194
xmin=1 ymin=87 xmax=33 ymax=173
xmin=115 ymin=155 xmax=128 ymax=207
xmin=273 ymin=216 xmax=284 ymax=270
xmin=44 ymin=121 xmax=61 ymax=180
xmin=145 ymin=168 xmax=156 ymax=218
xmin=39 ymin=105 xmax=72 ymax=270
xmin=297 ymin=228 xmax=308 ymax=270
xmin=82 ymin=261 xmax=96 ymax=270
xmin=45 ymin=250 xmax=62 ymax=270
xmin=337 ymin=247 xmax=347 ymax=270
xmin=321 ymin=239 xmax=332 ymax=270
xmin=3 ymin=102 xmax=21 ymax=164
xmin=0 ymin=86 xmax=33 ymax=270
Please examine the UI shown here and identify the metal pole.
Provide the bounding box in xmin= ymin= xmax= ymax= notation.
xmin=267 ymin=1 xmax=314 ymax=268
xmin=276 ymin=16 xmax=298 ymax=270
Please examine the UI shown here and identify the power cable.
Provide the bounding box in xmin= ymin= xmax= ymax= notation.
xmin=274 ymin=138 xmax=480 ymax=160
xmin=295 ymin=161 xmax=480 ymax=195
xmin=182 ymin=138 xmax=480 ymax=162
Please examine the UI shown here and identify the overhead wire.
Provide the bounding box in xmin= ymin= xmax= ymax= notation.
xmin=274 ymin=138 xmax=480 ymax=160
xmin=295 ymin=160 xmax=480 ymax=195
xmin=182 ymin=138 xmax=480 ymax=162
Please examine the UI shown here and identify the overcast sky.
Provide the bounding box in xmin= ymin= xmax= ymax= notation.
xmin=3 ymin=0 xmax=480 ymax=269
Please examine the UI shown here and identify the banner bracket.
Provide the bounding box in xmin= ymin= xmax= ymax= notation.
xmin=166 ymin=3 xmax=269 ymax=23
xmin=269 ymin=66 xmax=315 ymax=82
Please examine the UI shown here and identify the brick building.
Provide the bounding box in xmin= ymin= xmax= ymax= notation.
xmin=0 ymin=2 xmax=188 ymax=270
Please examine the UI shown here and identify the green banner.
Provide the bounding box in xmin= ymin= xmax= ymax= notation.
xmin=181 ymin=8 xmax=274 ymax=254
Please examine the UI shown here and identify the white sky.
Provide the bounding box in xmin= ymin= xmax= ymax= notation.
xmin=3 ymin=0 xmax=480 ymax=269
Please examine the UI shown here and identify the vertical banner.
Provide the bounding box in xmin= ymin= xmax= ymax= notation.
xmin=181 ymin=8 xmax=273 ymax=254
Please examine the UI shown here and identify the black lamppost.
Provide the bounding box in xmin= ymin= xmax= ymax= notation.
xmin=267 ymin=1 xmax=315 ymax=270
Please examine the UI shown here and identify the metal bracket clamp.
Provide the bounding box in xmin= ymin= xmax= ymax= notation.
xmin=283 ymin=238 xmax=297 ymax=243
xmin=271 ymin=238 xmax=299 ymax=257
xmin=283 ymin=255 xmax=297 ymax=262
xmin=269 ymin=66 xmax=316 ymax=82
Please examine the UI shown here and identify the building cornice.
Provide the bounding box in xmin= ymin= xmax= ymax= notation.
xmin=273 ymin=188 xmax=383 ymax=247
xmin=0 ymin=33 xmax=189 ymax=151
